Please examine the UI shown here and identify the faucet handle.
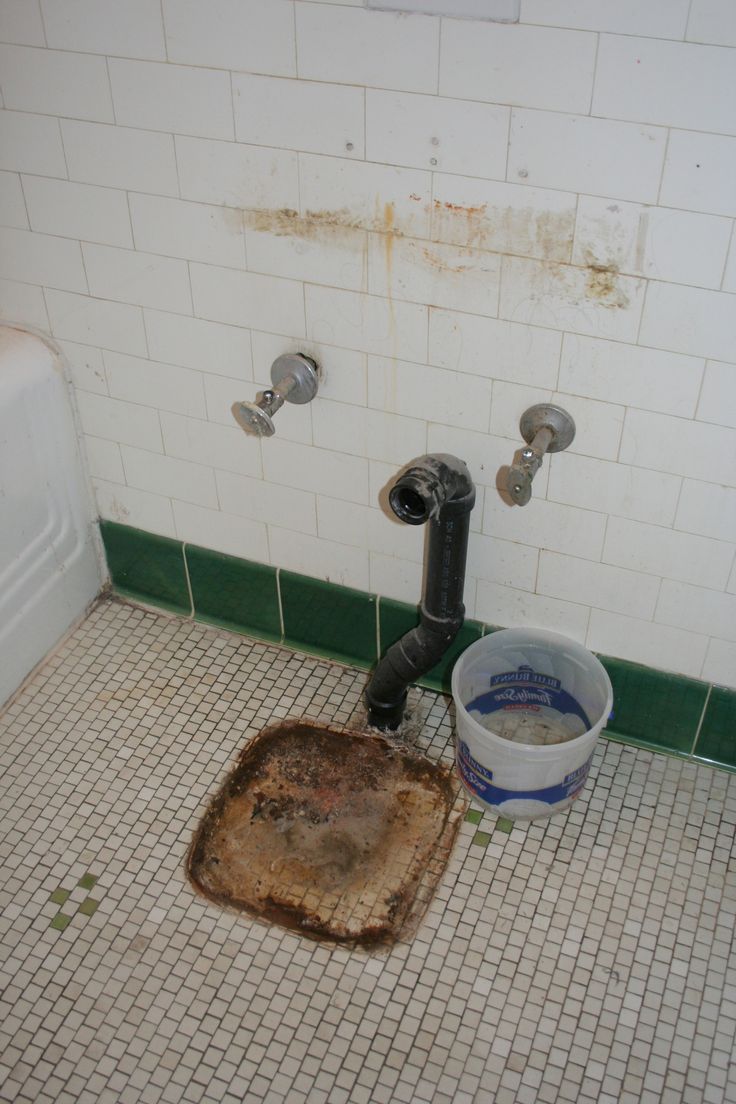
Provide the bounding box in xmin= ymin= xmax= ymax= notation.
xmin=232 ymin=353 xmax=319 ymax=439
xmin=232 ymin=399 xmax=277 ymax=437
xmin=507 ymin=465 xmax=533 ymax=506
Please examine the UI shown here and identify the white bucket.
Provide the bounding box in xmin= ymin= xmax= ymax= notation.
xmin=451 ymin=628 xmax=613 ymax=821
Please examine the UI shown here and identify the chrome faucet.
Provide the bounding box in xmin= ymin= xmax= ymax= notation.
xmin=506 ymin=403 xmax=576 ymax=506
xmin=232 ymin=353 xmax=319 ymax=438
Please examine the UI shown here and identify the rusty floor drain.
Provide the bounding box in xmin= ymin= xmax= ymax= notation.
xmin=188 ymin=719 xmax=466 ymax=946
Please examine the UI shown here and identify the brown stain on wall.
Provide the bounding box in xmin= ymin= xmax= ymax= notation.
xmin=584 ymin=263 xmax=630 ymax=309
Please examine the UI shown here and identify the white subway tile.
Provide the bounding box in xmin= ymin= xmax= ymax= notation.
xmin=687 ymin=0 xmax=736 ymax=47
xmin=476 ymin=581 xmax=589 ymax=643
xmin=0 ymin=111 xmax=66 ymax=178
xmin=41 ymin=0 xmax=166 ymax=59
xmin=366 ymin=90 xmax=508 ymax=180
xmin=75 ymin=391 xmax=162 ymax=451
xmin=675 ymin=480 xmax=736 ymax=544
xmin=508 ymin=110 xmax=666 ymax=205
xmin=500 ymin=256 xmax=645 ymax=343
xmin=701 ymin=638 xmax=736 ymax=686
xmin=176 ymin=136 xmax=299 ymax=211
xmin=270 ymin=527 xmax=370 ymax=591
xmin=0 ymin=278 xmax=48 ymax=329
xmin=547 ymin=454 xmax=681 ymax=528
xmin=625 ymin=409 xmax=736 ymax=488
xmin=316 ymin=497 xmax=423 ymax=561
xmin=0 ymin=171 xmax=27 ymax=228
xmin=640 ymin=282 xmax=736 ymax=366
xmin=217 ymin=470 xmax=317 ymax=536
xmin=559 ymin=334 xmax=704 ymax=419
xmin=121 ymin=444 xmax=217 ymax=508
xmin=0 ymin=0 xmax=45 ymax=45
xmin=593 ymin=35 xmax=736 ymax=136
xmin=234 ymin=74 xmax=363 ymax=159
xmin=83 ymin=244 xmax=192 ymax=315
xmin=573 ymin=196 xmax=730 ymax=290
xmin=370 ymin=553 xmax=423 ymax=604
xmin=83 ymin=436 xmax=125 ymax=484
xmin=0 ymin=227 xmax=87 ymax=292
xmin=466 ymin=532 xmax=538 ymax=591
xmin=429 ymin=308 xmax=560 ymax=387
xmin=603 ymin=516 xmax=733 ymax=590
xmin=104 ymin=351 xmax=206 ymax=419
xmin=367 ymin=234 xmax=500 ymax=317
xmin=538 ymin=550 xmax=659 ymax=620
xmin=657 ymin=580 xmax=736 ymax=643
xmin=93 ymin=478 xmax=176 ymax=538
xmin=245 ymin=225 xmax=368 ymax=294
xmin=191 ymin=263 xmax=304 ymax=337
xmin=520 ymin=0 xmax=690 ymax=38
xmin=162 ymin=412 xmax=261 ymax=478
xmin=0 ymin=45 xmax=113 ymax=122
xmin=427 ymin=424 xmax=537 ymax=493
xmin=108 ymin=59 xmax=233 ymax=140
xmin=56 ymin=339 xmax=107 ymax=395
xmin=305 ymin=286 xmax=427 ymax=363
xmin=251 ymin=331 xmax=367 ymax=407
xmin=263 ymin=439 xmax=369 ymax=506
xmin=368 ymin=355 xmax=491 ymax=433
xmin=174 ymin=500 xmax=269 ymax=562
xmin=163 ymin=0 xmax=295 ymax=76
xmin=145 ymin=310 xmax=253 ymax=381
xmin=490 ymin=381 xmax=624 ymax=462
xmin=299 ymin=154 xmax=431 ymax=241
xmin=660 ymin=131 xmax=736 ymax=218
xmin=45 ymin=290 xmax=147 ymax=355
xmin=697 ymin=361 xmax=736 ymax=429
xmin=312 ymin=399 xmax=427 ymax=466
xmin=296 ymin=4 xmax=439 ymax=94
xmin=62 ymin=120 xmax=178 ymax=196
xmin=204 ymin=373 xmax=311 ymax=444
xmin=22 ymin=176 xmax=133 ymax=248
xmin=130 ymin=194 xmax=245 ymax=269
xmin=440 ymin=20 xmax=595 ymax=114
xmin=483 ymin=494 xmax=607 ymax=562
xmin=431 ymin=175 xmax=575 ymax=264
xmin=587 ymin=609 xmax=708 ymax=679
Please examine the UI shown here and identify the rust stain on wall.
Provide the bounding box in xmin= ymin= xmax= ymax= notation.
xmin=584 ymin=263 xmax=630 ymax=309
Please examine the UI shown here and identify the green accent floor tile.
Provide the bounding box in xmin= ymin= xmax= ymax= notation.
xmin=281 ymin=572 xmax=377 ymax=668
xmin=50 ymin=913 xmax=72 ymax=931
xmin=49 ymin=888 xmax=69 ymax=905
xmin=465 ymin=809 xmax=483 ymax=825
xmin=78 ymin=898 xmax=99 ymax=917
xmin=378 ymin=598 xmax=484 ymax=694
xmin=694 ymin=686 xmax=736 ymax=770
xmin=77 ymin=873 xmax=97 ymax=890
xmin=600 ymin=655 xmax=707 ymax=755
xmin=495 ymin=818 xmax=514 ymax=834
xmin=100 ymin=522 xmax=190 ymax=615
xmin=186 ymin=545 xmax=281 ymax=643
xmin=472 ymin=830 xmax=492 ymax=848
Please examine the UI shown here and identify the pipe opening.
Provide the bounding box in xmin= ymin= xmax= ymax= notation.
xmin=390 ymin=486 xmax=427 ymax=524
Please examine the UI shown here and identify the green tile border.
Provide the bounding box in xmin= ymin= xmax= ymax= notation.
xmin=98 ymin=521 xmax=736 ymax=773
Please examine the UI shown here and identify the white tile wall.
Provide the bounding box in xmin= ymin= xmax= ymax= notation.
xmin=1 ymin=1 xmax=734 ymax=688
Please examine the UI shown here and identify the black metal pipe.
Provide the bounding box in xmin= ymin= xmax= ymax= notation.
xmin=366 ymin=454 xmax=475 ymax=730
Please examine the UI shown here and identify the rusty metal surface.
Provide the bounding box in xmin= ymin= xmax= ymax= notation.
xmin=188 ymin=720 xmax=466 ymax=946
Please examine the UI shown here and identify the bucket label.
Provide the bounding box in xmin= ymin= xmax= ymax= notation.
xmin=457 ymin=739 xmax=594 ymax=807
xmin=465 ymin=665 xmax=591 ymax=730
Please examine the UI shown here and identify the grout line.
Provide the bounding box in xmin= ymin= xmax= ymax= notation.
xmin=275 ymin=566 xmax=285 ymax=640
xmin=691 ymin=683 xmax=712 ymax=758
xmin=181 ymin=542 xmax=195 ymax=618
xmin=588 ymin=33 xmax=600 ymax=116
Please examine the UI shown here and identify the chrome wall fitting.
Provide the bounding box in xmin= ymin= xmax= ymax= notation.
xmin=506 ymin=403 xmax=576 ymax=506
xmin=232 ymin=353 xmax=319 ymax=438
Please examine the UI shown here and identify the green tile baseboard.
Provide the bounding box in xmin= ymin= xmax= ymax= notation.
xmin=99 ymin=521 xmax=736 ymax=773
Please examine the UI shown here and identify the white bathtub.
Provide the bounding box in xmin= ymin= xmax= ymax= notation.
xmin=0 ymin=326 xmax=103 ymax=708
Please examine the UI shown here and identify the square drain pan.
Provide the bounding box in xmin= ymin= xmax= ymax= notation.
xmin=188 ymin=720 xmax=465 ymax=946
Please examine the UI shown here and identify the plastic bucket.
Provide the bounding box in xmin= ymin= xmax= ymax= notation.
xmin=451 ymin=628 xmax=613 ymax=821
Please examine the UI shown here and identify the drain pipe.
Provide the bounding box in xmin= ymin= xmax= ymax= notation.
xmin=366 ymin=454 xmax=476 ymax=731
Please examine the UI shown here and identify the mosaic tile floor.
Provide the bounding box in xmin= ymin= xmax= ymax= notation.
xmin=1 ymin=598 xmax=735 ymax=1104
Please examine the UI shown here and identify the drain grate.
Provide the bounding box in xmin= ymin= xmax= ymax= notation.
xmin=188 ymin=720 xmax=466 ymax=946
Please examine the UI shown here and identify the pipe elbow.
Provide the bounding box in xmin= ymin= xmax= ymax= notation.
xmin=389 ymin=454 xmax=475 ymax=526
